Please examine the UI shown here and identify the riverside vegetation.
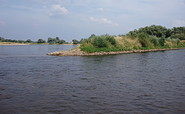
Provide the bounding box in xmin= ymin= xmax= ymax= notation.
xmin=80 ymin=25 xmax=185 ymax=53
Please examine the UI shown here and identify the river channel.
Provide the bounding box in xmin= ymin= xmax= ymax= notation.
xmin=0 ymin=45 xmax=185 ymax=113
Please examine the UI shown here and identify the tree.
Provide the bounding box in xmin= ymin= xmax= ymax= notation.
xmin=93 ymin=37 xmax=108 ymax=48
xmin=58 ymin=39 xmax=66 ymax=44
xmin=72 ymin=39 xmax=79 ymax=44
xmin=47 ymin=37 xmax=56 ymax=44
xmin=56 ymin=37 xmax=60 ymax=41
xmin=127 ymin=25 xmax=171 ymax=38
xmin=0 ymin=37 xmax=5 ymax=42
xmin=26 ymin=39 xmax=32 ymax=43
xmin=89 ymin=34 xmax=96 ymax=38
xmin=171 ymin=27 xmax=185 ymax=40
xmin=37 ymin=39 xmax=46 ymax=43
xmin=47 ymin=37 xmax=66 ymax=44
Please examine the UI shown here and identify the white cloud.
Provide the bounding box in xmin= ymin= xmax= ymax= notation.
xmin=97 ymin=8 xmax=107 ymax=12
xmin=49 ymin=4 xmax=69 ymax=16
xmin=173 ymin=20 xmax=185 ymax=27
xmin=89 ymin=17 xmax=118 ymax=26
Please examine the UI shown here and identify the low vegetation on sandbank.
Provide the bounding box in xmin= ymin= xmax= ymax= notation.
xmin=80 ymin=25 xmax=185 ymax=53
xmin=80 ymin=35 xmax=185 ymax=53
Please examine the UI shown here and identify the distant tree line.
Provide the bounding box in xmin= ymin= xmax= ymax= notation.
xmin=0 ymin=37 xmax=34 ymax=43
xmin=0 ymin=37 xmax=80 ymax=44
xmin=46 ymin=37 xmax=66 ymax=44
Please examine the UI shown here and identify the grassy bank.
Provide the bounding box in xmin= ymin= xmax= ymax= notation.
xmin=80 ymin=35 xmax=185 ymax=53
xmin=80 ymin=25 xmax=185 ymax=53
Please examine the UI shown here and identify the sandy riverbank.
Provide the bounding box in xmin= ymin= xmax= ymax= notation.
xmin=47 ymin=47 xmax=185 ymax=56
xmin=0 ymin=42 xmax=30 ymax=45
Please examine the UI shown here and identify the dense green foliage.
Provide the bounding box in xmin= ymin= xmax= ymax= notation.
xmin=47 ymin=37 xmax=66 ymax=44
xmin=72 ymin=39 xmax=79 ymax=44
xmin=0 ymin=37 xmax=67 ymax=44
xmin=37 ymin=39 xmax=46 ymax=43
xmin=128 ymin=25 xmax=171 ymax=38
xmin=80 ymin=34 xmax=119 ymax=53
xmin=127 ymin=25 xmax=185 ymax=40
xmin=0 ymin=37 xmax=34 ymax=43
xmin=171 ymin=27 xmax=185 ymax=40
xmin=81 ymin=25 xmax=185 ymax=53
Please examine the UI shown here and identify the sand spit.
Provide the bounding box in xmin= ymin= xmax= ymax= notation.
xmin=47 ymin=48 xmax=184 ymax=56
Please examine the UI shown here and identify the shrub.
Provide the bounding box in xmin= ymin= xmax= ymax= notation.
xmin=106 ymin=36 xmax=116 ymax=45
xmin=93 ymin=37 xmax=108 ymax=48
xmin=159 ymin=37 xmax=165 ymax=46
xmin=149 ymin=36 xmax=160 ymax=47
xmin=138 ymin=33 xmax=153 ymax=47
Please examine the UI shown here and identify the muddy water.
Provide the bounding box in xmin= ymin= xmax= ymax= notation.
xmin=0 ymin=45 xmax=185 ymax=114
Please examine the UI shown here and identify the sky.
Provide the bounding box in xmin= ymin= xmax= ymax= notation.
xmin=0 ymin=0 xmax=185 ymax=41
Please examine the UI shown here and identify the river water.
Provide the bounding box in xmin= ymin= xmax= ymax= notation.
xmin=0 ymin=45 xmax=185 ymax=114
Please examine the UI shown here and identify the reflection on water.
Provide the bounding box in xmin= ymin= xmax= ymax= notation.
xmin=0 ymin=45 xmax=185 ymax=113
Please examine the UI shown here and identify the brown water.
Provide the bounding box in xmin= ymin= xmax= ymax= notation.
xmin=0 ymin=45 xmax=185 ymax=114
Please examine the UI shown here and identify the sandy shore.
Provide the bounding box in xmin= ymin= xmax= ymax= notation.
xmin=0 ymin=42 xmax=30 ymax=45
xmin=47 ymin=48 xmax=184 ymax=56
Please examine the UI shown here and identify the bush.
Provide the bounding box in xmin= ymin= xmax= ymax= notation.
xmin=81 ymin=43 xmax=96 ymax=53
xmin=80 ymin=35 xmax=118 ymax=52
xmin=138 ymin=33 xmax=153 ymax=47
xmin=106 ymin=35 xmax=116 ymax=45
xmin=93 ymin=37 xmax=108 ymax=48
xmin=149 ymin=36 xmax=160 ymax=47
xmin=159 ymin=37 xmax=165 ymax=46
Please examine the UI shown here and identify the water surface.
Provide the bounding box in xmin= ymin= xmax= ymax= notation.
xmin=0 ymin=45 xmax=185 ymax=114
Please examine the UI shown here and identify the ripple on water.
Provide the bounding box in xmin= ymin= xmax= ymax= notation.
xmin=1 ymin=46 xmax=185 ymax=113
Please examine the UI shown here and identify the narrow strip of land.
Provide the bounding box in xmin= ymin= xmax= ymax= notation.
xmin=47 ymin=48 xmax=184 ymax=56
xmin=0 ymin=42 xmax=30 ymax=45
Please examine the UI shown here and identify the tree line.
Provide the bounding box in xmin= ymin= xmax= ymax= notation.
xmin=0 ymin=37 xmax=80 ymax=44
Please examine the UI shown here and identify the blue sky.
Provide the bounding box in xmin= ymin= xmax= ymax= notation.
xmin=0 ymin=0 xmax=185 ymax=41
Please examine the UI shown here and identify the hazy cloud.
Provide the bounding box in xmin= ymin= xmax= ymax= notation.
xmin=49 ymin=4 xmax=69 ymax=16
xmin=97 ymin=8 xmax=107 ymax=12
xmin=89 ymin=17 xmax=118 ymax=26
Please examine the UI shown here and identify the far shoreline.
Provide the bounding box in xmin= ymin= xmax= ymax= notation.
xmin=0 ymin=42 xmax=76 ymax=46
xmin=0 ymin=42 xmax=30 ymax=45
